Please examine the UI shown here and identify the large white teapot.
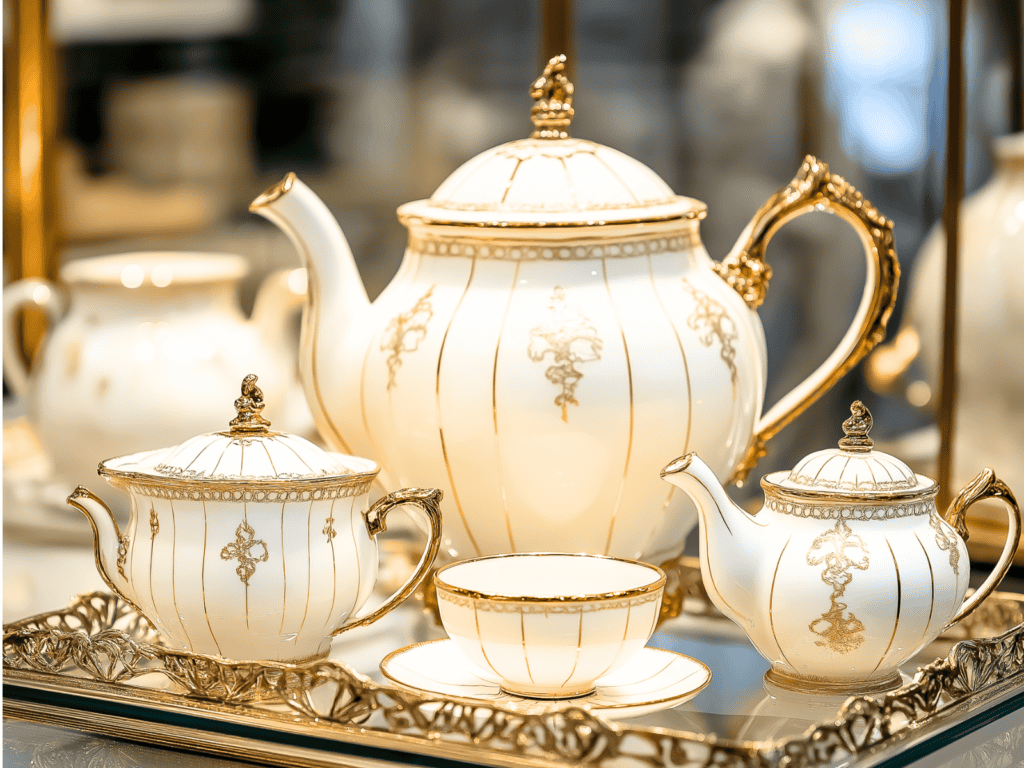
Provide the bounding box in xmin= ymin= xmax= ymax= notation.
xmin=662 ymin=402 xmax=1021 ymax=694
xmin=250 ymin=55 xmax=898 ymax=564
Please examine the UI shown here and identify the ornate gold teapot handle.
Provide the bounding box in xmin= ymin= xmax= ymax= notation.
xmin=332 ymin=488 xmax=443 ymax=635
xmin=721 ymin=156 xmax=900 ymax=485
xmin=944 ymin=469 xmax=1021 ymax=628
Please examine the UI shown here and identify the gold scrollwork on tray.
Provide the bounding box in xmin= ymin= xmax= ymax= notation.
xmin=220 ymin=521 xmax=269 ymax=586
xmin=528 ymin=287 xmax=603 ymax=422
xmin=807 ymin=519 xmax=870 ymax=653
xmin=4 ymin=590 xmax=1024 ymax=767
xmin=381 ymin=286 xmax=435 ymax=390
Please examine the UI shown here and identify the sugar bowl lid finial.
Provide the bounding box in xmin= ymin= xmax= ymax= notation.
xmin=530 ymin=54 xmax=574 ymax=139
xmin=229 ymin=374 xmax=271 ymax=434
xmin=838 ymin=400 xmax=873 ymax=452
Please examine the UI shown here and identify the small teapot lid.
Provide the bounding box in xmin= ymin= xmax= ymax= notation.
xmin=99 ymin=375 xmax=377 ymax=495
xmin=762 ymin=402 xmax=936 ymax=499
xmin=397 ymin=55 xmax=705 ymax=228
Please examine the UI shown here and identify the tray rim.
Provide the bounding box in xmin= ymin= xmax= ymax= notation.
xmin=4 ymin=570 xmax=1024 ymax=768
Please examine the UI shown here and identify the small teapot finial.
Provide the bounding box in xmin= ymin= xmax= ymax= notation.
xmin=530 ymin=54 xmax=574 ymax=139
xmin=838 ymin=401 xmax=873 ymax=452
xmin=230 ymin=374 xmax=271 ymax=433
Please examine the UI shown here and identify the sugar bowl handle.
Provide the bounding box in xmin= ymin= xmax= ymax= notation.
xmin=332 ymin=488 xmax=443 ymax=635
xmin=721 ymin=156 xmax=900 ymax=484
xmin=945 ymin=469 xmax=1022 ymax=628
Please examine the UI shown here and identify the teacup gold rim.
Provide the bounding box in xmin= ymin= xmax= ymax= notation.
xmin=380 ymin=639 xmax=712 ymax=710
xmin=434 ymin=552 xmax=666 ymax=604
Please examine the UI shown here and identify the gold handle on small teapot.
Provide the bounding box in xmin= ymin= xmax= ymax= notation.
xmin=332 ymin=487 xmax=443 ymax=635
xmin=721 ymin=156 xmax=900 ymax=484
xmin=944 ymin=469 xmax=1021 ymax=628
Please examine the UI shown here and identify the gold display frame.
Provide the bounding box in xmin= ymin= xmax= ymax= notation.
xmin=4 ymin=558 xmax=1024 ymax=768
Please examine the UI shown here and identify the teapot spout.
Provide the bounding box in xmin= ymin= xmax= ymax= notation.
xmin=661 ymin=454 xmax=760 ymax=624
xmin=250 ymin=174 xmax=371 ymax=450
xmin=250 ymin=173 xmax=370 ymax=327
xmin=67 ymin=487 xmax=138 ymax=608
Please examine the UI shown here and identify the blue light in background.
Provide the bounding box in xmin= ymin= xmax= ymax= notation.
xmin=824 ymin=0 xmax=938 ymax=175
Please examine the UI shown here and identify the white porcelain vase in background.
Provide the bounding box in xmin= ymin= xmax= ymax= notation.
xmin=249 ymin=55 xmax=899 ymax=566
xmin=3 ymin=252 xmax=310 ymax=495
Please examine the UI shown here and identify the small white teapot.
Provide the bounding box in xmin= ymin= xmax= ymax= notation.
xmin=68 ymin=375 xmax=442 ymax=662
xmin=661 ymin=401 xmax=1021 ymax=694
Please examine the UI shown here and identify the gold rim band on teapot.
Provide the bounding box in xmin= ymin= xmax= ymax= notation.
xmin=724 ymin=157 xmax=900 ymax=484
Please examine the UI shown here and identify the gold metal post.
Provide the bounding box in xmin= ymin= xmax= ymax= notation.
xmin=540 ymin=0 xmax=574 ymax=82
xmin=3 ymin=0 xmax=60 ymax=364
xmin=937 ymin=0 xmax=967 ymax=510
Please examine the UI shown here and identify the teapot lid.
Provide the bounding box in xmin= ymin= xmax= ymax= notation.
xmin=762 ymin=401 xmax=937 ymax=500
xmin=397 ymin=55 xmax=705 ymax=229
xmin=99 ymin=375 xmax=377 ymax=497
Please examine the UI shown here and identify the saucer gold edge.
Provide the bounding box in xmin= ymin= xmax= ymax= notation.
xmin=379 ymin=639 xmax=712 ymax=711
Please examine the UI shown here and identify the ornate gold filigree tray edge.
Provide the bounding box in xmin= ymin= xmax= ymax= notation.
xmin=4 ymin=559 xmax=1024 ymax=768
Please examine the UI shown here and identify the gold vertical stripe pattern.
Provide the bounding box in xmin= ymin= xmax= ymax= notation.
xmin=873 ymin=541 xmax=903 ymax=675
xmin=348 ymin=496 xmax=363 ymax=624
xmin=769 ymin=536 xmax=796 ymax=672
xmin=914 ymin=532 xmax=935 ymax=640
xmin=474 ymin=605 xmax=496 ymax=672
xmin=602 ymin=257 xmax=634 ymax=555
xmin=148 ymin=503 xmax=157 ymax=622
xmin=521 ymin=613 xmax=535 ymax=684
xmin=593 ymin=603 xmax=632 ymax=680
xmin=493 ymin=261 xmax=522 ymax=551
xmin=559 ymin=611 xmax=585 ymax=687
xmin=436 ymin=258 xmax=482 ymax=556
xmin=169 ymin=500 xmax=194 ymax=650
xmin=201 ymin=499 xmax=222 ymax=656
xmin=279 ymin=502 xmax=287 ymax=634
xmin=295 ymin=500 xmax=314 ymax=641
xmin=648 ymin=256 xmax=692 ymax=521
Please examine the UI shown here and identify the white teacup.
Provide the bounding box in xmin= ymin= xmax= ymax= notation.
xmin=434 ymin=553 xmax=665 ymax=699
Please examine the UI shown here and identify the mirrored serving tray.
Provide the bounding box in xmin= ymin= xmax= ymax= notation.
xmin=4 ymin=558 xmax=1024 ymax=768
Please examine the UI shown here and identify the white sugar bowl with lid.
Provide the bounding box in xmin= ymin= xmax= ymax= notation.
xmin=662 ymin=401 xmax=1021 ymax=694
xmin=68 ymin=374 xmax=442 ymax=662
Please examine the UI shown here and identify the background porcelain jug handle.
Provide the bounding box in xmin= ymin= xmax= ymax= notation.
xmin=2 ymin=278 xmax=68 ymax=399
xmin=719 ymin=156 xmax=900 ymax=484
xmin=250 ymin=267 xmax=308 ymax=353
xmin=944 ymin=469 xmax=1021 ymax=628
xmin=332 ymin=487 xmax=443 ymax=636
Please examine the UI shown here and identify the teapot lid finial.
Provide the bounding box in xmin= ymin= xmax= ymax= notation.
xmin=229 ymin=374 xmax=271 ymax=434
xmin=530 ymin=54 xmax=574 ymax=139
xmin=838 ymin=401 xmax=873 ymax=452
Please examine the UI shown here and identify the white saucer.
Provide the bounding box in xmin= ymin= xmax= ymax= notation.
xmin=380 ymin=639 xmax=712 ymax=719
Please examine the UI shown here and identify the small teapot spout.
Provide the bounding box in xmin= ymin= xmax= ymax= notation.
xmin=661 ymin=454 xmax=761 ymax=624
xmin=67 ymin=487 xmax=138 ymax=608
